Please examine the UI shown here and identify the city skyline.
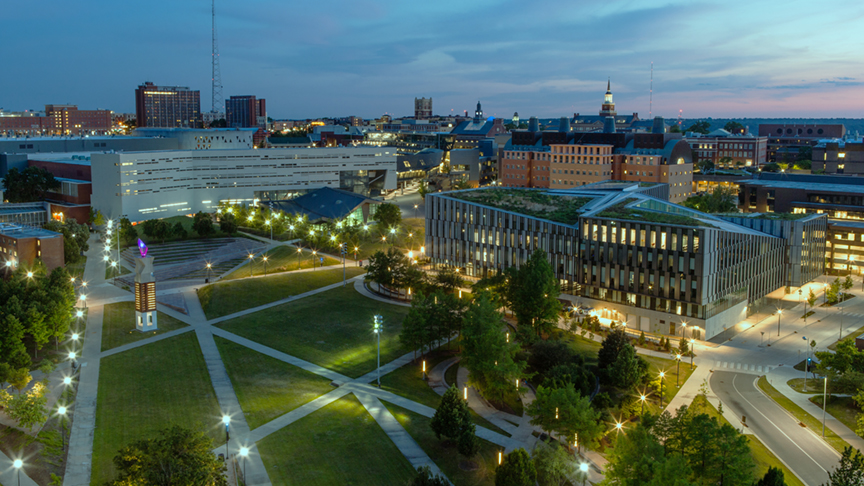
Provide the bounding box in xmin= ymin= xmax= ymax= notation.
xmin=1 ymin=0 xmax=863 ymax=119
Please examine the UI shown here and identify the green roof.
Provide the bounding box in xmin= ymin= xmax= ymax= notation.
xmin=449 ymin=188 xmax=593 ymax=225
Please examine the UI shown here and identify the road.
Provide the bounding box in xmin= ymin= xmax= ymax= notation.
xmin=710 ymin=371 xmax=838 ymax=486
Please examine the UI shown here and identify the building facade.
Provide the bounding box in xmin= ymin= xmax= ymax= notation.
xmin=0 ymin=105 xmax=112 ymax=136
xmin=91 ymin=147 xmax=397 ymax=223
xmin=685 ymin=129 xmax=768 ymax=168
xmin=425 ymin=186 xmax=825 ymax=340
xmin=758 ymin=123 xmax=845 ymax=162
xmin=135 ymin=82 xmax=202 ymax=128
xmin=226 ymin=96 xmax=266 ymax=129
xmin=813 ymin=139 xmax=864 ymax=174
xmin=0 ymin=222 xmax=64 ymax=272
xmin=415 ymin=97 xmax=432 ymax=119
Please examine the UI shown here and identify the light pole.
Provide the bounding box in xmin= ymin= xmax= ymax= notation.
xmin=206 ymin=263 xmax=212 ymax=283
xmin=110 ymin=260 xmax=118 ymax=283
xmin=839 ymin=302 xmax=844 ymax=340
xmin=824 ymin=284 xmax=828 ymax=304
xmin=689 ymin=339 xmax=695 ymax=370
xmin=579 ymin=462 xmax=589 ymax=486
xmin=373 ymin=315 xmax=383 ymax=388
xmin=822 ymin=377 xmax=828 ymax=437
xmin=57 ymin=405 xmax=68 ymax=451
xmin=222 ymin=415 xmax=231 ymax=463
xmin=675 ymin=354 xmax=682 ymax=387
xmin=312 ymin=250 xmax=318 ymax=270
xmin=248 ymin=254 xmax=255 ymax=277
xmin=639 ymin=394 xmax=646 ymax=415
xmin=803 ymin=336 xmax=809 ymax=389
xmin=13 ymin=459 xmax=22 ymax=486
xmin=239 ymin=447 xmax=249 ymax=484
xmin=776 ymin=309 xmax=782 ymax=337
xmin=263 ymin=256 xmax=268 ymax=276
xmin=659 ymin=371 xmax=665 ymax=408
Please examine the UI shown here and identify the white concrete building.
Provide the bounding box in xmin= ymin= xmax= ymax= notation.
xmin=91 ymin=147 xmax=397 ymax=222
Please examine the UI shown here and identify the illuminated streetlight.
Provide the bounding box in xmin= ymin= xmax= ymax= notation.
xmin=689 ymin=339 xmax=696 ymax=369
xmin=222 ymin=415 xmax=231 ymax=460
xmin=239 ymin=447 xmax=249 ymax=483
xmin=777 ymin=309 xmax=782 ymax=337
xmin=263 ymin=256 xmax=269 ymax=276
xmin=579 ymin=463 xmax=589 ymax=486
xmin=63 ymin=376 xmax=72 ymax=386
xmin=72 ymin=333 xmax=79 ymax=341
xmin=675 ymin=354 xmax=682 ymax=387
xmin=373 ymin=315 xmax=383 ymax=387
xmin=103 ymin=254 xmax=110 ymax=262
xmin=13 ymin=459 xmax=22 ymax=486
xmin=57 ymin=405 xmax=68 ymax=450
xmin=248 ymin=254 xmax=255 ymax=277
xmin=26 ymin=271 xmax=33 ymax=278
xmin=659 ymin=371 xmax=666 ymax=407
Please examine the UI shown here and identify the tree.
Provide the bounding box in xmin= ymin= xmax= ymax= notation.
xmin=528 ymin=383 xmax=604 ymax=450
xmin=682 ymin=185 xmax=738 ymax=213
xmin=808 ymin=289 xmax=818 ymax=310
xmin=609 ymin=344 xmax=648 ymax=390
xmin=219 ymin=213 xmax=237 ymax=235
xmin=603 ymin=423 xmax=674 ymax=486
xmin=89 ymin=207 xmax=105 ymax=226
xmin=496 ymin=448 xmax=536 ymax=486
xmin=724 ymin=121 xmax=745 ymax=134
xmin=434 ymin=266 xmax=464 ymax=294
xmin=1 ymin=166 xmax=60 ymax=203
xmin=409 ymin=466 xmax=449 ymax=486
xmin=172 ymin=221 xmax=188 ymax=239
xmin=0 ymin=381 xmax=48 ymax=430
xmin=685 ymin=121 xmax=711 ymax=134
xmin=365 ymin=247 xmax=408 ymax=293
xmin=762 ymin=163 xmax=781 ymax=173
xmin=598 ymin=327 xmax=630 ymax=375
xmin=418 ymin=180 xmax=429 ymax=198
xmin=822 ymin=446 xmax=864 ymax=486
xmin=44 ymin=266 xmax=75 ymax=349
xmin=843 ymin=276 xmax=854 ymax=298
xmin=696 ymin=159 xmax=715 ymax=174
xmin=718 ymin=156 xmax=734 ymax=169
xmin=192 ymin=212 xmax=215 ymax=237
xmin=111 ymin=425 xmax=227 ymax=486
xmin=119 ymin=218 xmax=138 ymax=247
xmin=152 ymin=220 xmax=171 ymax=243
xmin=431 ymin=385 xmax=470 ymax=441
xmin=670 ymin=124 xmax=682 ymax=133
xmin=461 ymin=293 xmax=528 ymax=406
xmin=401 ymin=292 xmax=430 ymax=359
xmin=754 ymin=466 xmax=786 ymax=486
xmin=457 ymin=424 xmax=480 ymax=458
xmin=506 ymin=249 xmax=561 ymax=336
xmin=374 ymin=203 xmax=402 ymax=228
xmin=532 ymin=441 xmax=575 ymax=486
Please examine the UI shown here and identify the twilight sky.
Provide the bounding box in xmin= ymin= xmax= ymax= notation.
xmin=2 ymin=0 xmax=863 ymax=120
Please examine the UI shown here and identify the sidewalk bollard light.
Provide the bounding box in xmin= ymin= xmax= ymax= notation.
xmin=263 ymin=256 xmax=268 ymax=276
xmin=422 ymin=360 xmax=426 ymax=380
xmin=555 ymin=407 xmax=559 ymax=419
xmin=58 ymin=406 xmax=67 ymax=451
xmin=222 ymin=416 xmax=231 ymax=461
xmin=64 ymin=376 xmax=72 ymax=385
xmin=72 ymin=333 xmax=79 ymax=341
xmin=14 ymin=459 xmax=22 ymax=486
xmin=506 ymin=332 xmax=509 ymax=343
xmin=464 ymin=387 xmax=468 ymax=400
xmin=498 ymin=451 xmax=502 ymax=465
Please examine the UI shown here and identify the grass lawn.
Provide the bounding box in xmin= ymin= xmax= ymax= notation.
xmin=786 ymin=377 xmax=824 ymax=394
xmin=104 ymin=262 xmax=132 ymax=280
xmin=830 ymin=324 xmax=864 ymax=350
xmin=91 ymin=333 xmax=222 ymax=486
xmin=643 ymin=355 xmax=697 ymax=405
xmin=384 ymin=402 xmax=500 ymax=486
xmin=757 ymin=376 xmax=850 ymax=454
xmin=378 ymin=349 xmax=512 ymax=437
xmin=214 ymin=336 xmax=335 ymax=429
xmin=809 ymin=395 xmax=861 ymax=434
xmin=559 ymin=332 xmax=602 ymax=367
xmin=199 ymin=266 xmax=366 ymax=319
xmin=100 ymin=301 xmax=189 ymax=352
xmin=217 ymin=286 xmax=410 ymax=379
xmin=222 ymin=245 xmax=343 ymax=280
xmin=690 ymin=394 xmax=805 ymax=486
xmin=256 ymin=394 xmax=416 ymax=486
xmin=66 ymin=256 xmax=87 ymax=280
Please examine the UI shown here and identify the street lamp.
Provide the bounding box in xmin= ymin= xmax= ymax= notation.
xmin=312 ymin=250 xmax=317 ymax=270
xmin=414 ymin=204 xmax=419 ymax=218
xmin=57 ymin=405 xmax=68 ymax=451
xmin=248 ymin=254 xmax=255 ymax=277
xmin=689 ymin=339 xmax=695 ymax=370
xmin=675 ymin=354 xmax=682 ymax=387
xmin=776 ymin=309 xmax=782 ymax=337
xmin=63 ymin=376 xmax=72 ymax=386
xmin=239 ymin=447 xmax=249 ymax=484
xmin=13 ymin=459 xmax=22 ymax=486
xmin=373 ymin=315 xmax=383 ymax=387
xmin=263 ymin=256 xmax=269 ymax=276
xmin=639 ymin=394 xmax=647 ymax=415
xmin=579 ymin=462 xmax=589 ymax=486
xmin=110 ymin=260 xmax=118 ymax=283
xmin=222 ymin=415 xmax=231 ymax=461
xmin=659 ymin=371 xmax=666 ymax=408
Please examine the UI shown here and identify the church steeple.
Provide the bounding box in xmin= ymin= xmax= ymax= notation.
xmin=600 ymin=78 xmax=616 ymax=117
xmin=473 ymin=101 xmax=483 ymax=123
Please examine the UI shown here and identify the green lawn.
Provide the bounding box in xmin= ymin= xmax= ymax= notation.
xmin=757 ymin=376 xmax=850 ymax=454
xmin=214 ymin=336 xmax=335 ymax=429
xmin=384 ymin=402 xmax=500 ymax=486
xmin=222 ymin=245 xmax=343 ymax=280
xmin=104 ymin=262 xmax=132 ymax=280
xmin=91 ymin=333 xmax=222 ymax=486
xmin=786 ymin=378 xmax=824 ymax=394
xmin=690 ymin=394 xmax=805 ymax=486
xmin=199 ymin=266 xmax=366 ymax=319
xmin=217 ymin=286 xmax=410 ymax=379
xmin=830 ymin=324 xmax=864 ymax=350
xmin=559 ymin=332 xmax=602 ymax=367
xmin=256 ymin=394 xmax=416 ymax=486
xmin=100 ymin=301 xmax=189 ymax=352
xmin=378 ymin=349 xmax=512 ymax=437
xmin=644 ymin=355 xmax=697 ymax=406
xmin=809 ymin=395 xmax=861 ymax=434
xmin=66 ymin=256 xmax=87 ymax=280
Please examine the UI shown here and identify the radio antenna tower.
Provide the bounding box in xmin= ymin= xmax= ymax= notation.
xmin=649 ymin=62 xmax=653 ymax=118
xmin=211 ymin=0 xmax=224 ymax=114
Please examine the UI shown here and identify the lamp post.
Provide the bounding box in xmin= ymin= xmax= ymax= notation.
xmin=659 ymin=371 xmax=665 ymax=408
xmin=689 ymin=339 xmax=695 ymax=370
xmin=263 ymin=256 xmax=268 ymax=276
xmin=206 ymin=263 xmax=212 ymax=283
xmin=222 ymin=415 xmax=231 ymax=462
xmin=824 ymin=284 xmax=828 ymax=304
xmin=239 ymin=447 xmax=249 ymax=484
xmin=110 ymin=260 xmax=118 ymax=283
xmin=639 ymin=394 xmax=646 ymax=415
xmin=373 ymin=315 xmax=383 ymax=388
xmin=579 ymin=462 xmax=589 ymax=486
xmin=312 ymin=250 xmax=317 ymax=271
xmin=803 ymin=336 xmax=809 ymax=389
xmin=822 ymin=377 xmax=828 ymax=437
xmin=414 ymin=204 xmax=418 ymax=219
xmin=675 ymin=354 xmax=682 ymax=387
xmin=57 ymin=405 xmax=68 ymax=451
xmin=13 ymin=459 xmax=22 ymax=486
xmin=776 ymin=309 xmax=782 ymax=337
xmin=248 ymin=254 xmax=255 ymax=277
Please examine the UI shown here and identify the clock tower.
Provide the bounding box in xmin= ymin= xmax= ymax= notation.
xmin=600 ymin=79 xmax=617 ymax=117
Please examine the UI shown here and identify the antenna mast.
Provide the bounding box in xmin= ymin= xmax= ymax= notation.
xmin=649 ymin=62 xmax=653 ymax=118
xmin=211 ymin=0 xmax=224 ymax=114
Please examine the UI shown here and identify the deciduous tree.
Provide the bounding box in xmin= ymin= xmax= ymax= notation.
xmin=496 ymin=448 xmax=536 ymax=486
xmin=374 ymin=202 xmax=402 ymax=229
xmin=506 ymin=249 xmax=561 ymax=336
xmin=528 ymin=383 xmax=604 ymax=450
xmin=192 ymin=212 xmax=215 ymax=237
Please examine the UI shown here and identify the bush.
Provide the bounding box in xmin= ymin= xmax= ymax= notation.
xmin=591 ymin=392 xmax=613 ymax=410
xmin=543 ymin=363 xmax=594 ymax=396
xmin=528 ymin=340 xmax=578 ymax=376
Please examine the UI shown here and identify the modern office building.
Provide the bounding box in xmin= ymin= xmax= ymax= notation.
xmin=0 ymin=222 xmax=65 ymax=272
xmin=226 ymin=95 xmax=266 ymax=129
xmin=812 ymin=138 xmax=864 ymax=174
xmin=499 ymin=118 xmax=694 ymax=202
xmin=685 ymin=129 xmax=768 ymax=168
xmin=415 ymin=97 xmax=432 ymax=119
xmin=0 ymin=105 xmax=112 ymax=136
xmin=737 ymin=172 xmax=864 ymax=274
xmin=135 ymin=82 xmax=202 ymax=128
xmin=425 ymin=185 xmax=825 ymax=341
xmin=91 ymin=147 xmax=397 ymax=223
xmin=758 ymin=123 xmax=845 ymax=162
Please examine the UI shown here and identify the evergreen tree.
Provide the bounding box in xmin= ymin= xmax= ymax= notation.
xmin=822 ymin=446 xmax=864 ymax=486
xmin=457 ymin=423 xmax=480 ymax=458
xmin=409 ymin=466 xmax=449 ymax=486
xmin=496 ymin=448 xmax=536 ymax=486
xmin=609 ymin=344 xmax=648 ymax=390
xmin=597 ymin=327 xmax=630 ymax=378
xmin=192 ymin=211 xmax=215 ymax=237
xmin=505 ymin=250 xmax=561 ymax=336
xmin=754 ymin=466 xmax=786 ymax=486
xmin=430 ymin=385 xmax=469 ymax=441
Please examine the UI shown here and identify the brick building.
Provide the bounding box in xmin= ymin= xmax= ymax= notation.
xmin=0 ymin=223 xmax=65 ymax=272
xmin=758 ymin=123 xmax=845 ymax=162
xmin=0 ymin=105 xmax=112 ymax=136
xmin=685 ymin=129 xmax=767 ymax=168
xmin=135 ymin=82 xmax=202 ymax=128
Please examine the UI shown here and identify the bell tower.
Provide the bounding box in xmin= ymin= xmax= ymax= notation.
xmin=473 ymin=101 xmax=483 ymax=124
xmin=600 ymin=78 xmax=617 ymax=117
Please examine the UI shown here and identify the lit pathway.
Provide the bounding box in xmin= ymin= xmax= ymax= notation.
xmin=0 ymin=448 xmax=38 ymax=486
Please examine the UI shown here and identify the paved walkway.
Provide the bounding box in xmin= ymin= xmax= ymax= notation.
xmin=0 ymin=448 xmax=38 ymax=486
xmin=353 ymin=278 xmax=412 ymax=307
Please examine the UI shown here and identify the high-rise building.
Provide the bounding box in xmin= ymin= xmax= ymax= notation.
xmin=415 ymin=97 xmax=432 ymax=119
xmin=135 ymin=82 xmax=202 ymax=128
xmin=226 ymin=95 xmax=266 ymax=129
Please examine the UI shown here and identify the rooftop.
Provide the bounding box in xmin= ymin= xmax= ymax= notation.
xmin=0 ymin=222 xmax=62 ymax=239
xmin=449 ymin=188 xmax=595 ymax=225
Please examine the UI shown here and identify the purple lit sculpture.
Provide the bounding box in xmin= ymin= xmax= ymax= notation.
xmin=137 ymin=238 xmax=148 ymax=258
